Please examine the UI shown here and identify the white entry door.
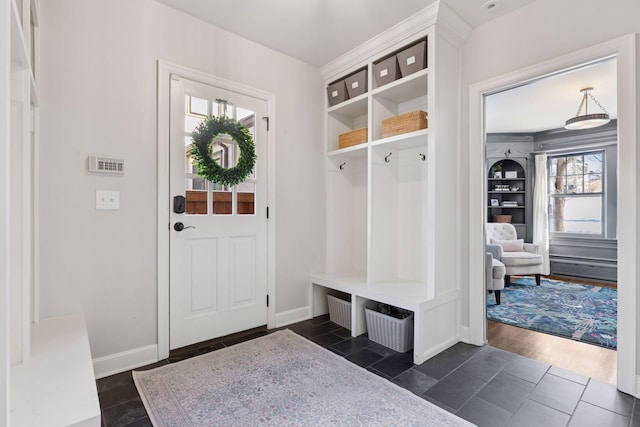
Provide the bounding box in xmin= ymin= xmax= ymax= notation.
xmin=169 ymin=76 xmax=268 ymax=350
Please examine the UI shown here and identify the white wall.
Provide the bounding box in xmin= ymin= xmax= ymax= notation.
xmin=459 ymin=0 xmax=639 ymax=362
xmin=38 ymin=0 xmax=324 ymax=359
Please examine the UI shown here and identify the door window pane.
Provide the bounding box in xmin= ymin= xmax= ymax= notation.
xmin=237 ymin=183 xmax=255 ymax=215
xmin=185 ymin=180 xmax=208 ymax=215
xmin=212 ymin=191 xmax=232 ymax=215
xmin=181 ymin=93 xmax=259 ymax=217
xmin=185 ymin=116 xmax=202 ymax=134
xmin=188 ymin=96 xmax=208 ymax=116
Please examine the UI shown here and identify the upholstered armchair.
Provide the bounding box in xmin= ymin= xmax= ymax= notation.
xmin=486 ymin=223 xmax=544 ymax=286
xmin=486 ymin=248 xmax=506 ymax=305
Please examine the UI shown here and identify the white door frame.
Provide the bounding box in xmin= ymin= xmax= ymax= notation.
xmin=467 ymin=35 xmax=637 ymax=395
xmin=157 ymin=60 xmax=277 ymax=360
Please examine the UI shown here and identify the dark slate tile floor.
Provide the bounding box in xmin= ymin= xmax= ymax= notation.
xmin=97 ymin=315 xmax=640 ymax=426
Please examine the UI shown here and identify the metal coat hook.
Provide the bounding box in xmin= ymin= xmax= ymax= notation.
xmin=385 ymin=152 xmax=392 ymax=163
xmin=419 ymin=153 xmax=426 ymax=161
xmin=339 ymin=162 xmax=346 ymax=170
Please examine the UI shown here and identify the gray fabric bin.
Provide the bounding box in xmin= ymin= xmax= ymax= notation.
xmin=327 ymin=79 xmax=348 ymax=107
xmin=365 ymin=307 xmax=414 ymax=352
xmin=373 ymin=56 xmax=400 ymax=88
xmin=344 ymin=69 xmax=368 ymax=99
xmin=397 ymin=40 xmax=427 ymax=78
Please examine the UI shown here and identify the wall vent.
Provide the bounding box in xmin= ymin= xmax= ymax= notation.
xmin=88 ymin=156 xmax=124 ymax=174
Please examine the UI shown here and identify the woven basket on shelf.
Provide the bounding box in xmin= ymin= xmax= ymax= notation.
xmin=381 ymin=110 xmax=428 ymax=138
xmin=492 ymin=215 xmax=512 ymax=224
xmin=338 ymin=127 xmax=368 ymax=149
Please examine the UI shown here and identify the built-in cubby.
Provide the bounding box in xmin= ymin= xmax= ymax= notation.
xmin=311 ymin=4 xmax=470 ymax=364
xmin=327 ymin=97 xmax=368 ymax=152
xmin=326 ymin=151 xmax=367 ymax=277
xmin=371 ymin=69 xmax=428 ymax=142
xmin=370 ymin=144 xmax=427 ymax=284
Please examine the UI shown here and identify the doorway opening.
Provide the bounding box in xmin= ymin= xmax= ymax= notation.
xmin=468 ymin=34 xmax=636 ymax=394
xmin=483 ymin=57 xmax=618 ymax=384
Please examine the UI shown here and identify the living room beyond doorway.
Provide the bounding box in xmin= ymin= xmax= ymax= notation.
xmin=483 ymin=57 xmax=618 ymax=383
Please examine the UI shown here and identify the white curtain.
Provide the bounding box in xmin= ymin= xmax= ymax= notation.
xmin=533 ymin=153 xmax=550 ymax=275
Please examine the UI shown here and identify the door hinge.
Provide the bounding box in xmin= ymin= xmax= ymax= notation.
xmin=262 ymin=116 xmax=270 ymax=131
xmin=266 ymin=294 xmax=270 ymax=307
xmin=266 ymin=206 xmax=269 ymax=219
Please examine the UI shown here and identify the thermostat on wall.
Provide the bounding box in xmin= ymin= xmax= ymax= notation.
xmin=88 ymin=156 xmax=124 ymax=174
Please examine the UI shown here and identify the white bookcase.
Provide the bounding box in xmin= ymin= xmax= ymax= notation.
xmin=310 ymin=3 xmax=471 ymax=364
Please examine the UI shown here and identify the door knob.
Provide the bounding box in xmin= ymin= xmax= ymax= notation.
xmin=174 ymin=222 xmax=196 ymax=232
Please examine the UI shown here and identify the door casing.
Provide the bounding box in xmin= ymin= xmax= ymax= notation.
xmin=157 ymin=60 xmax=277 ymax=360
xmin=467 ymin=34 xmax=636 ymax=395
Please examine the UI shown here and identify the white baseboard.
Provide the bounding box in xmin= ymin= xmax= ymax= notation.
xmin=414 ymin=335 xmax=461 ymax=365
xmin=634 ymin=375 xmax=640 ymax=398
xmin=275 ymin=306 xmax=312 ymax=329
xmin=458 ymin=326 xmax=470 ymax=343
xmin=93 ymin=344 xmax=158 ymax=379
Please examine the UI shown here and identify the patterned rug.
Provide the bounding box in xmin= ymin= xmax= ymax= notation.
xmin=487 ymin=277 xmax=617 ymax=349
xmin=133 ymin=330 xmax=472 ymax=426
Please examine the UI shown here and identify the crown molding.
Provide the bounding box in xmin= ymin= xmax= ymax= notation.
xmin=434 ymin=1 xmax=473 ymax=47
xmin=320 ymin=2 xmax=438 ymax=81
xmin=320 ymin=1 xmax=472 ymax=82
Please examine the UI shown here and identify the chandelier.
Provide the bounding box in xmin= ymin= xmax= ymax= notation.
xmin=564 ymin=87 xmax=610 ymax=130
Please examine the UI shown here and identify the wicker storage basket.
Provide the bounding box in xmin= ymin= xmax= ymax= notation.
xmin=381 ymin=110 xmax=428 ymax=138
xmin=338 ymin=127 xmax=368 ymax=149
xmin=493 ymin=215 xmax=512 ymax=223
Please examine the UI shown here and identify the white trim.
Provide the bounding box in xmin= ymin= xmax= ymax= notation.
xmin=274 ymin=306 xmax=312 ymax=329
xmin=320 ymin=3 xmax=437 ymax=82
xmin=458 ymin=326 xmax=471 ymax=343
xmin=156 ymin=60 xmax=277 ymax=360
xmin=1 ymin=1 xmax=11 ymax=423
xmin=93 ymin=344 xmax=159 ymax=380
xmin=468 ymin=34 xmax=636 ymax=394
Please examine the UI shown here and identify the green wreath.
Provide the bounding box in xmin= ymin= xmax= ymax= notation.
xmin=190 ymin=115 xmax=256 ymax=187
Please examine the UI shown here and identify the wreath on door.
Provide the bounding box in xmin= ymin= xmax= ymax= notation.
xmin=190 ymin=115 xmax=256 ymax=187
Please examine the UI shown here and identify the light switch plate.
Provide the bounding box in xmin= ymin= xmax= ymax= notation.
xmin=96 ymin=190 xmax=120 ymax=210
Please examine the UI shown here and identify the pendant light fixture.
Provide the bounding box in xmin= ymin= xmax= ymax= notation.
xmin=564 ymin=87 xmax=610 ymax=130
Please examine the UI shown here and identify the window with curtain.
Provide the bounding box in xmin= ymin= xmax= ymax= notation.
xmin=548 ymin=151 xmax=604 ymax=236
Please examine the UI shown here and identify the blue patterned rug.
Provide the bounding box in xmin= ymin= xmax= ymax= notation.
xmin=487 ymin=277 xmax=617 ymax=349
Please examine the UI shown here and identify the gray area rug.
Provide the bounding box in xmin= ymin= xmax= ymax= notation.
xmin=133 ymin=329 xmax=472 ymax=426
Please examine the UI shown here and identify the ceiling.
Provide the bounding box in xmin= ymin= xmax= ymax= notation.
xmin=486 ymin=58 xmax=617 ymax=133
xmin=152 ymin=0 xmax=536 ymax=67
xmin=152 ymin=0 xmax=615 ymax=134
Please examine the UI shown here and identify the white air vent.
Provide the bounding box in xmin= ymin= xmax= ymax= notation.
xmin=88 ymin=156 xmax=124 ymax=174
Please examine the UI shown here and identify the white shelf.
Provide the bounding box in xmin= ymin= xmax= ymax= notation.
xmin=328 ymin=143 xmax=368 ymax=159
xmin=372 ymin=68 xmax=429 ymax=103
xmin=327 ymin=94 xmax=368 ymax=118
xmin=11 ymin=314 xmax=101 ymax=427
xmin=310 ymin=272 xmax=430 ymax=312
xmin=372 ymin=128 xmax=428 ymax=151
